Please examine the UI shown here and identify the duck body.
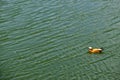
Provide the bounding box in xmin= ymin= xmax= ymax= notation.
xmin=88 ymin=47 xmax=103 ymax=53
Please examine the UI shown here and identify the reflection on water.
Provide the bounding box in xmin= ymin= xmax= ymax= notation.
xmin=0 ymin=0 xmax=120 ymax=80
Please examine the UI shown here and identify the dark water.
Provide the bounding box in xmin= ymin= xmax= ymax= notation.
xmin=0 ymin=0 xmax=120 ymax=80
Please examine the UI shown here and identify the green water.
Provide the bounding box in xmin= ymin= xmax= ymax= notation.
xmin=0 ymin=0 xmax=120 ymax=80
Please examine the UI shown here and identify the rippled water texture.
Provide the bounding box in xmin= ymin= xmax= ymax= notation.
xmin=0 ymin=0 xmax=120 ymax=80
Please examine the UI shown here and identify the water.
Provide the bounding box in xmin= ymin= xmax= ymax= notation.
xmin=0 ymin=0 xmax=120 ymax=80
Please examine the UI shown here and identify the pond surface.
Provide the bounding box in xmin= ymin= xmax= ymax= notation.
xmin=0 ymin=0 xmax=120 ymax=80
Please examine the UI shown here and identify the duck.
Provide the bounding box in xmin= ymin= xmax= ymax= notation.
xmin=88 ymin=47 xmax=103 ymax=53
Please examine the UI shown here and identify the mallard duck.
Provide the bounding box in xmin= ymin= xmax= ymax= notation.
xmin=88 ymin=47 xmax=103 ymax=53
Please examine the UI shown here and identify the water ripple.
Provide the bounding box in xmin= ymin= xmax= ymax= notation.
xmin=1 ymin=0 xmax=120 ymax=80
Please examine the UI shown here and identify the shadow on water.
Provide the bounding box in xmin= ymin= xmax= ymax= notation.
xmin=88 ymin=52 xmax=105 ymax=55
